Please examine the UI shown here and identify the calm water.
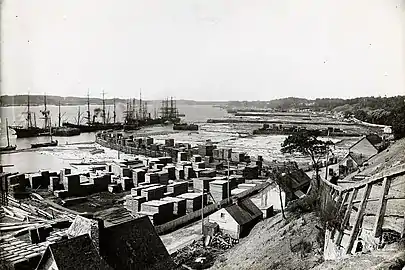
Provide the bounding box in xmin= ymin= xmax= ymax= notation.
xmin=0 ymin=104 xmax=228 ymax=172
xmin=0 ymin=104 xmax=228 ymax=147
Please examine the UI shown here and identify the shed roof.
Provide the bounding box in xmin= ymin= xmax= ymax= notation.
xmin=225 ymin=198 xmax=263 ymax=226
xmin=349 ymin=136 xmax=378 ymax=151
xmin=278 ymin=169 xmax=311 ymax=193
xmin=37 ymin=234 xmax=111 ymax=270
xmin=100 ymin=216 xmax=174 ymax=270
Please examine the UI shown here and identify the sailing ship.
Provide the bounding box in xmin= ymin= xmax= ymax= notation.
xmin=52 ymin=101 xmax=81 ymax=136
xmin=0 ymin=119 xmax=17 ymax=152
xmin=62 ymin=91 xmax=123 ymax=132
xmin=9 ymin=94 xmax=51 ymax=138
xmin=31 ymin=119 xmax=58 ymax=148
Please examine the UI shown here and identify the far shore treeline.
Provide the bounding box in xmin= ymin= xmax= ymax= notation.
xmin=0 ymin=95 xmax=226 ymax=107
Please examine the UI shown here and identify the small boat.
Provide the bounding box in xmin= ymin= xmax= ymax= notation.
xmin=52 ymin=127 xmax=81 ymax=136
xmin=31 ymin=140 xmax=58 ymax=149
xmin=0 ymin=119 xmax=17 ymax=152
xmin=31 ymin=117 xmax=58 ymax=149
xmin=173 ymin=123 xmax=199 ymax=131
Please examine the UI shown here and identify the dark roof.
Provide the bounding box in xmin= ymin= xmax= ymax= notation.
xmin=225 ymin=198 xmax=263 ymax=226
xmin=36 ymin=234 xmax=111 ymax=270
xmin=99 ymin=216 xmax=175 ymax=270
xmin=278 ymin=169 xmax=311 ymax=193
xmin=366 ymin=134 xmax=382 ymax=146
xmin=349 ymin=136 xmax=378 ymax=151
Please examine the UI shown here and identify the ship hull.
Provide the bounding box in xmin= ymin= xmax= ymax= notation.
xmin=62 ymin=122 xmax=123 ymax=133
xmin=0 ymin=145 xmax=17 ymax=152
xmin=173 ymin=124 xmax=199 ymax=131
xmin=31 ymin=140 xmax=58 ymax=148
xmin=52 ymin=127 xmax=81 ymax=137
xmin=9 ymin=127 xmax=50 ymax=138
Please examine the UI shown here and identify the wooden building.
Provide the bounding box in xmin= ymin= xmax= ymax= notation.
xmin=208 ymin=198 xmax=263 ymax=239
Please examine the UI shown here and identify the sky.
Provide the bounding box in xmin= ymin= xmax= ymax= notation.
xmin=1 ymin=0 xmax=404 ymax=101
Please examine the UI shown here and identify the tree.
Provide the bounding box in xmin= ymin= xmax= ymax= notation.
xmin=392 ymin=100 xmax=405 ymax=139
xmin=281 ymin=130 xmax=333 ymax=190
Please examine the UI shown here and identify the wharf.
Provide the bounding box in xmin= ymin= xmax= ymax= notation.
xmin=207 ymin=118 xmax=356 ymax=126
xmin=234 ymin=112 xmax=322 ymax=117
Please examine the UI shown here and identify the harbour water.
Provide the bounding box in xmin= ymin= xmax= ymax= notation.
xmin=0 ymin=104 xmax=227 ymax=172
xmin=0 ymin=104 xmax=359 ymax=174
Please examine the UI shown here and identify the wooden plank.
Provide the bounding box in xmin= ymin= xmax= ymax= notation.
xmin=338 ymin=192 xmax=350 ymax=215
xmin=402 ymin=212 xmax=405 ymax=239
xmin=331 ymin=192 xmax=345 ymax=239
xmin=335 ymin=189 xmax=358 ymax=246
xmin=331 ymin=192 xmax=351 ymax=239
xmin=342 ymin=164 xmax=405 ymax=192
xmin=345 ymin=183 xmax=373 ymax=254
xmin=333 ymin=190 xmax=340 ymax=202
xmin=372 ymin=177 xmax=391 ymax=238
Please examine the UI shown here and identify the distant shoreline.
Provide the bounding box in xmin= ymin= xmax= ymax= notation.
xmin=0 ymin=95 xmax=226 ymax=107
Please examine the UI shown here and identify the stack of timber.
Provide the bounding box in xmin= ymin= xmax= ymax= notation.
xmin=1 ymin=195 xmax=75 ymax=238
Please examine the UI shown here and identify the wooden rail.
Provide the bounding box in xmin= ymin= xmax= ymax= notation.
xmin=319 ymin=164 xmax=405 ymax=255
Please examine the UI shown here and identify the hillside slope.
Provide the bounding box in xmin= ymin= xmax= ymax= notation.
xmin=211 ymin=212 xmax=325 ymax=270
xmin=210 ymin=210 xmax=402 ymax=270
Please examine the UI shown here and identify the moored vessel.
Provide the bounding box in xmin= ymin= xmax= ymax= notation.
xmin=9 ymin=94 xmax=51 ymax=138
xmin=0 ymin=119 xmax=17 ymax=152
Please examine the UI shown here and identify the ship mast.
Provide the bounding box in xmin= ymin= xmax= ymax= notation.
xmin=139 ymin=89 xmax=142 ymax=121
xmin=40 ymin=94 xmax=50 ymax=129
xmin=49 ymin=116 xmax=53 ymax=142
xmin=77 ymin=106 xmax=81 ymax=125
xmin=86 ymin=90 xmax=91 ymax=125
xmin=113 ymin=98 xmax=116 ymax=124
xmin=102 ymin=90 xmax=106 ymax=125
xmin=6 ymin=118 xmax=10 ymax=147
xmin=58 ymin=100 xmax=61 ymax=127
xmin=26 ymin=93 xmax=32 ymax=128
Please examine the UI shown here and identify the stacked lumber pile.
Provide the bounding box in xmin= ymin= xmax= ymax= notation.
xmin=0 ymin=195 xmax=75 ymax=238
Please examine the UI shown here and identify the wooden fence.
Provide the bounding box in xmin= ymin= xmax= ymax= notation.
xmin=319 ymin=164 xmax=405 ymax=256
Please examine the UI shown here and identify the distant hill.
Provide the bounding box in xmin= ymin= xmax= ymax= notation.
xmin=0 ymin=95 xmax=226 ymax=107
xmin=0 ymin=95 xmax=127 ymax=107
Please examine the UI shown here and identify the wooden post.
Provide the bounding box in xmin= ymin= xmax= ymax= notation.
xmin=335 ymin=189 xmax=358 ymax=246
xmin=345 ymin=183 xmax=372 ymax=254
xmin=331 ymin=191 xmax=347 ymax=239
xmin=337 ymin=192 xmax=350 ymax=216
xmin=372 ymin=177 xmax=391 ymax=238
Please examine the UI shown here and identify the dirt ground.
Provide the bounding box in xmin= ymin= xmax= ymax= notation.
xmin=210 ymin=212 xmax=325 ymax=270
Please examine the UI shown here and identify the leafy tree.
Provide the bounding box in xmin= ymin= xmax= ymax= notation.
xmin=392 ymin=100 xmax=405 ymax=139
xmin=281 ymin=130 xmax=333 ymax=189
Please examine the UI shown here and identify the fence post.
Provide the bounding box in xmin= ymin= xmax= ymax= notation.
xmin=401 ymin=212 xmax=405 ymax=239
xmin=373 ymin=177 xmax=391 ymax=238
xmin=336 ymin=188 xmax=358 ymax=246
xmin=331 ymin=191 xmax=345 ymax=240
xmin=345 ymin=183 xmax=372 ymax=254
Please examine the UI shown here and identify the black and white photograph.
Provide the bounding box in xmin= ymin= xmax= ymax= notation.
xmin=1 ymin=0 xmax=404 ymax=269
